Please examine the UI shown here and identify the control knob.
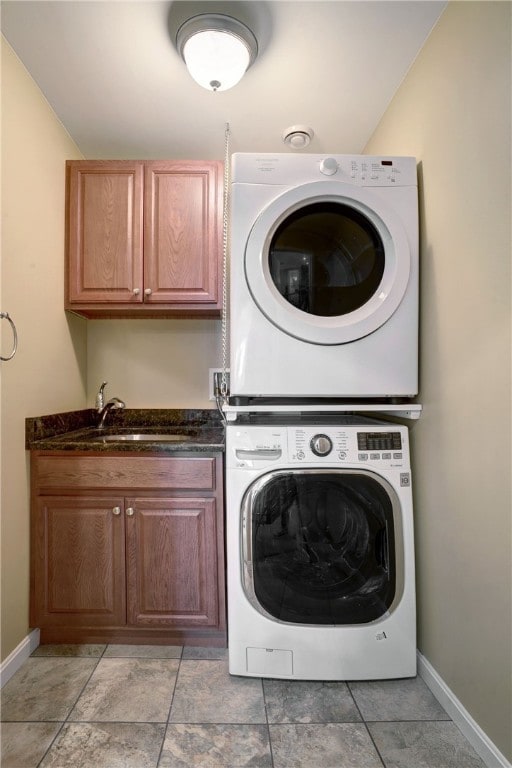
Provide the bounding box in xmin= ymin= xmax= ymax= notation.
xmin=310 ymin=434 xmax=333 ymax=457
xmin=320 ymin=157 xmax=339 ymax=176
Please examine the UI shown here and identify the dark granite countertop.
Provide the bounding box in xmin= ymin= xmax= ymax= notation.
xmin=26 ymin=409 xmax=225 ymax=453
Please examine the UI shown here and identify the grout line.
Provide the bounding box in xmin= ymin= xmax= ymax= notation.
xmin=345 ymin=682 xmax=387 ymax=768
xmin=345 ymin=681 xmax=365 ymax=723
xmin=260 ymin=678 xmax=276 ymax=768
xmin=165 ymin=652 xmax=181 ymax=725
xmin=45 ymin=719 xmax=169 ymax=724
xmin=63 ymin=654 xmax=103 ymax=724
xmin=364 ymin=717 xmax=452 ymax=723
xmin=35 ymin=721 xmax=66 ymax=768
xmin=33 ymin=653 xmax=104 ymax=768
xmin=360 ymin=723 xmax=387 ymax=768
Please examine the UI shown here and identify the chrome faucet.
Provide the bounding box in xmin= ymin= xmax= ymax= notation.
xmin=95 ymin=381 xmax=108 ymax=411
xmin=95 ymin=381 xmax=125 ymax=428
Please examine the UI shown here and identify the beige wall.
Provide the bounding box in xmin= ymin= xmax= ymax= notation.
xmin=1 ymin=40 xmax=87 ymax=660
xmin=365 ymin=2 xmax=511 ymax=760
xmin=86 ymin=319 xmax=221 ymax=408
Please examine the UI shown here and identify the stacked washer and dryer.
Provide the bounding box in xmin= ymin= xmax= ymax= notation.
xmin=225 ymin=153 xmax=419 ymax=680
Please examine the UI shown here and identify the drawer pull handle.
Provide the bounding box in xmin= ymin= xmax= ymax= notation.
xmin=126 ymin=507 xmax=135 ymax=516
xmin=112 ymin=506 xmax=121 ymax=516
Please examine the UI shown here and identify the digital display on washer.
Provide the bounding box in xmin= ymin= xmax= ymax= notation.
xmin=357 ymin=432 xmax=402 ymax=451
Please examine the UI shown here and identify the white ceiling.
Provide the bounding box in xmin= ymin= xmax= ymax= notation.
xmin=1 ymin=0 xmax=446 ymax=160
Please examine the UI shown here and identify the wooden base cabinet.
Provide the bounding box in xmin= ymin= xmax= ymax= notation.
xmin=30 ymin=453 xmax=226 ymax=646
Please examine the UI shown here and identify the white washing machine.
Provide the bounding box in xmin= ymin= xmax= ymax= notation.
xmin=229 ymin=153 xmax=418 ymax=399
xmin=226 ymin=415 xmax=416 ymax=680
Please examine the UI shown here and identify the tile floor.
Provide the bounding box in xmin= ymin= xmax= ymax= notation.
xmin=1 ymin=644 xmax=486 ymax=768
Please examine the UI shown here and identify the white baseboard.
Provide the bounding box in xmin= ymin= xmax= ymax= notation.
xmin=0 ymin=628 xmax=40 ymax=688
xmin=417 ymin=651 xmax=511 ymax=768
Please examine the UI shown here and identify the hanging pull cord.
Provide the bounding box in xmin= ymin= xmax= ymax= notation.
xmin=216 ymin=122 xmax=231 ymax=423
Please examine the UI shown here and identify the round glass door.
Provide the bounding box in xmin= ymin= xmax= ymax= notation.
xmin=242 ymin=469 xmax=403 ymax=625
xmin=269 ymin=202 xmax=385 ymax=317
xmin=244 ymin=181 xmax=411 ymax=345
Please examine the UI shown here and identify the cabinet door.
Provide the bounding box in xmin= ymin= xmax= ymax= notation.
xmin=125 ymin=497 xmax=220 ymax=628
xmin=66 ymin=161 xmax=144 ymax=304
xmin=31 ymin=496 xmax=126 ymax=628
xmin=143 ymin=162 xmax=222 ymax=308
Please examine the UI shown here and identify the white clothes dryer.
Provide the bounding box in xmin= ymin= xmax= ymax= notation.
xmin=229 ymin=153 xmax=419 ymax=399
xmin=226 ymin=416 xmax=416 ymax=680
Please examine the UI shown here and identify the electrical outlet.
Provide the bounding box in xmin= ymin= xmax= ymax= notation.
xmin=209 ymin=368 xmax=230 ymax=401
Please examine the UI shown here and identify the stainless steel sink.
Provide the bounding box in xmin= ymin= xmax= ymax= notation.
xmin=91 ymin=433 xmax=196 ymax=442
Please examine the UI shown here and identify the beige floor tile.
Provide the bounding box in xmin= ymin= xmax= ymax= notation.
xmin=1 ymin=658 xmax=97 ymax=721
xmin=31 ymin=644 xmax=106 ymax=657
xmin=104 ymin=644 xmax=182 ymax=658
xmin=69 ymin=658 xmax=179 ymax=722
xmin=263 ymin=679 xmax=361 ymax=723
xmin=269 ymin=723 xmax=383 ymax=768
xmin=368 ymin=721 xmax=486 ymax=767
xmin=348 ymin=677 xmax=450 ymax=721
xmin=159 ymin=723 xmax=272 ymax=767
xmin=169 ymin=660 xmax=266 ymax=724
xmin=40 ymin=722 xmax=165 ymax=768
xmin=1 ymin=722 xmax=61 ymax=768
xmin=182 ymin=646 xmax=227 ymax=660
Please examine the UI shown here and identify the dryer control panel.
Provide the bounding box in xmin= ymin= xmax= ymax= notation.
xmin=231 ymin=152 xmax=417 ymax=187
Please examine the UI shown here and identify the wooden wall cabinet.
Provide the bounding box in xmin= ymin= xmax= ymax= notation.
xmin=30 ymin=453 xmax=226 ymax=646
xmin=65 ymin=160 xmax=223 ymax=317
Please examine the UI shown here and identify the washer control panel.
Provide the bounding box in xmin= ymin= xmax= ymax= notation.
xmin=227 ymin=424 xmax=409 ymax=469
xmin=289 ymin=426 xmax=408 ymax=468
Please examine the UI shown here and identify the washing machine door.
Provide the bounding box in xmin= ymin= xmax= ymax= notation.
xmin=241 ymin=469 xmax=404 ymax=625
xmin=244 ymin=181 xmax=411 ymax=344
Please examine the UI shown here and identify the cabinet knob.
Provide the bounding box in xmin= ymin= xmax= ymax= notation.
xmin=144 ymin=288 xmax=152 ymax=296
xmin=132 ymin=288 xmax=140 ymax=295
xmin=126 ymin=507 xmax=135 ymax=516
xmin=112 ymin=506 xmax=121 ymax=516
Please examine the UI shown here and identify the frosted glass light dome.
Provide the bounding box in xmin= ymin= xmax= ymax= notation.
xmin=177 ymin=14 xmax=258 ymax=92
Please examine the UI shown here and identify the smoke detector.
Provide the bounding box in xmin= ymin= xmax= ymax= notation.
xmin=282 ymin=125 xmax=314 ymax=149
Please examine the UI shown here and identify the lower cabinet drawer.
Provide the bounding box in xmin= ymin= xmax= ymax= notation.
xmin=34 ymin=455 xmax=216 ymax=491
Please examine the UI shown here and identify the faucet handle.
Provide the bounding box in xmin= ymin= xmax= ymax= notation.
xmin=96 ymin=381 xmax=108 ymax=411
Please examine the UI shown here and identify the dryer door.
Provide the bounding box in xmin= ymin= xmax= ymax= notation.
xmin=244 ymin=181 xmax=412 ymax=344
xmin=242 ymin=469 xmax=404 ymax=625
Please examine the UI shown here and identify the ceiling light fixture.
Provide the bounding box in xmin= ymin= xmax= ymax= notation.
xmin=176 ymin=13 xmax=258 ymax=92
